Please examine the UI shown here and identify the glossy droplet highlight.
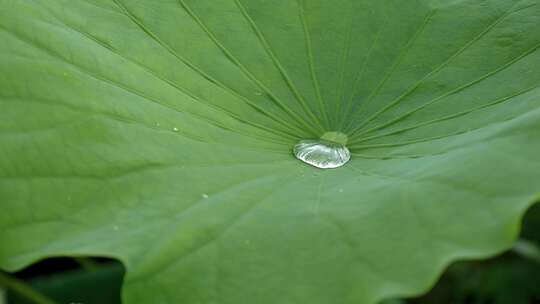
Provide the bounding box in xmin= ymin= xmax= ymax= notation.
xmin=293 ymin=132 xmax=350 ymax=169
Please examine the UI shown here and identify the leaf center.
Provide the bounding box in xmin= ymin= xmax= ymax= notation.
xmin=320 ymin=131 xmax=348 ymax=145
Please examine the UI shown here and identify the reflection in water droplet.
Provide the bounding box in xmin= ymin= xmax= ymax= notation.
xmin=293 ymin=134 xmax=350 ymax=169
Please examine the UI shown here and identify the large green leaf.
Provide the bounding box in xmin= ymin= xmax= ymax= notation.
xmin=1 ymin=0 xmax=539 ymax=303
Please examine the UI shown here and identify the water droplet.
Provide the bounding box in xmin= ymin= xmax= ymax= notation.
xmin=293 ymin=132 xmax=350 ymax=169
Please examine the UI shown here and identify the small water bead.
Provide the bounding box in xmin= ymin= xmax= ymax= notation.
xmin=293 ymin=132 xmax=351 ymax=169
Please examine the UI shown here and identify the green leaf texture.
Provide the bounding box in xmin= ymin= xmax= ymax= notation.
xmin=1 ymin=0 xmax=540 ymax=303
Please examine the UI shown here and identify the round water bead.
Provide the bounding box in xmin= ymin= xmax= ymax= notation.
xmin=293 ymin=132 xmax=350 ymax=169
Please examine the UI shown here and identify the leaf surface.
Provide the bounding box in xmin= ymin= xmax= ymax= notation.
xmin=1 ymin=0 xmax=540 ymax=303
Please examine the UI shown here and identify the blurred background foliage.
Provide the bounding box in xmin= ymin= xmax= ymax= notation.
xmin=2 ymin=203 xmax=539 ymax=304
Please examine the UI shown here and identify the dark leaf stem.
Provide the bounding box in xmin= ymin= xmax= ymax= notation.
xmin=0 ymin=271 xmax=58 ymax=304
